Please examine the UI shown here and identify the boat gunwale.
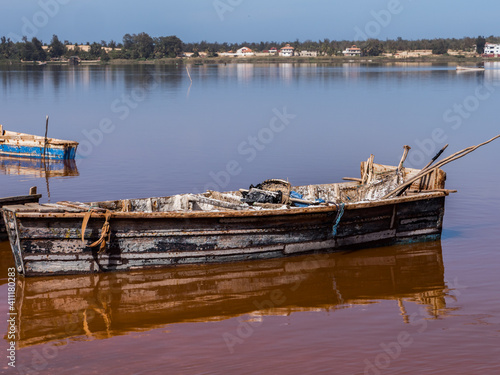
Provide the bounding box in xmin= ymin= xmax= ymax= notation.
xmin=7 ymin=191 xmax=447 ymax=219
xmin=0 ymin=130 xmax=79 ymax=147
xmin=0 ymin=194 xmax=43 ymax=205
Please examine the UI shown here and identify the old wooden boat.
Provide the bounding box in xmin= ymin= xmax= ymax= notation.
xmin=2 ymin=159 xmax=451 ymax=276
xmin=6 ymin=241 xmax=446 ymax=348
xmin=0 ymin=125 xmax=78 ymax=160
xmin=0 ymin=187 xmax=41 ymax=241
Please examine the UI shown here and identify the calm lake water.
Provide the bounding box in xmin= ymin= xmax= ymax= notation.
xmin=1 ymin=62 xmax=499 ymax=374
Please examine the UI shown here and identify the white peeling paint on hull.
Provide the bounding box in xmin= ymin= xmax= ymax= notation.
xmin=21 ymin=232 xmax=442 ymax=276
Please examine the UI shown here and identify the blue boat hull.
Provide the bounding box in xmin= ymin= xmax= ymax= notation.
xmin=0 ymin=143 xmax=77 ymax=160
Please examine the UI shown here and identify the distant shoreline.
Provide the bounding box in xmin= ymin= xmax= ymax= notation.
xmin=2 ymin=55 xmax=499 ymax=66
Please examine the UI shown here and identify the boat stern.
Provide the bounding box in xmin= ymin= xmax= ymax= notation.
xmin=2 ymin=209 xmax=26 ymax=275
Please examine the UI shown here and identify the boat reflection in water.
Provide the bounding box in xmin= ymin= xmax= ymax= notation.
xmin=0 ymin=156 xmax=79 ymax=201
xmin=0 ymin=156 xmax=79 ymax=178
xmin=8 ymin=241 xmax=447 ymax=348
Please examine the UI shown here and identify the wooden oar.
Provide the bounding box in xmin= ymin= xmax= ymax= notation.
xmin=416 ymin=144 xmax=449 ymax=193
xmin=422 ymin=144 xmax=449 ymax=170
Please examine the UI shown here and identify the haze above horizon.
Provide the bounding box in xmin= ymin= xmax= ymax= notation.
xmin=0 ymin=0 xmax=497 ymax=44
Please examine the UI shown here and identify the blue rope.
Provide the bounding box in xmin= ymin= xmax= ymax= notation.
xmin=332 ymin=203 xmax=345 ymax=236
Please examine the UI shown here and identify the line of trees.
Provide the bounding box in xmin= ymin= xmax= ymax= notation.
xmin=0 ymin=33 xmax=183 ymax=62
xmin=0 ymin=34 xmax=111 ymax=61
xmin=193 ymin=36 xmax=495 ymax=57
xmin=1 ymin=33 xmax=499 ymax=62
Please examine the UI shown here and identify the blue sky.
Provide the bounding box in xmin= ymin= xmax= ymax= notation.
xmin=0 ymin=0 xmax=498 ymax=44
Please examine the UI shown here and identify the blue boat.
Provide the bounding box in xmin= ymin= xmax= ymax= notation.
xmin=0 ymin=126 xmax=78 ymax=160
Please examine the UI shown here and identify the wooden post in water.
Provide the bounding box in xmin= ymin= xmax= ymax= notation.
xmin=43 ymin=115 xmax=49 ymax=159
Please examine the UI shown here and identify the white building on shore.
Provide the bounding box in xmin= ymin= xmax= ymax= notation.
xmin=342 ymin=45 xmax=361 ymax=56
xmin=483 ymin=43 xmax=500 ymax=57
xmin=279 ymin=44 xmax=295 ymax=57
xmin=219 ymin=47 xmax=255 ymax=57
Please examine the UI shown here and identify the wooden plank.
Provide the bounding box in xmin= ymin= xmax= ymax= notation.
xmin=336 ymin=217 xmax=392 ymax=237
xmin=0 ymin=194 xmax=41 ymax=205
xmin=2 ymin=204 xmax=37 ymax=212
xmin=400 ymin=216 xmax=439 ymax=225
xmin=23 ymin=244 xmax=286 ymax=261
xmin=0 ymin=135 xmax=38 ymax=141
xmin=23 ymin=250 xmax=288 ymax=276
xmin=57 ymin=201 xmax=107 ymax=212
xmin=342 ymin=177 xmax=362 ymax=183
xmin=188 ymin=195 xmax=247 ymax=210
xmin=396 ymin=228 xmax=441 ymax=237
xmin=336 ymin=229 xmax=396 ymax=247
xmin=20 ymin=225 xmax=325 ymax=254
xmin=40 ymin=204 xmax=84 ymax=213
xmin=284 ymin=239 xmax=337 ymax=254
xmin=18 ymin=223 xmax=326 ymax=241
xmin=0 ymin=134 xmax=78 ymax=146
xmin=5 ymin=203 xmax=71 ymax=213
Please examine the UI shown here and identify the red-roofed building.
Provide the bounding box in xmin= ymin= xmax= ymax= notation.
xmin=236 ymin=47 xmax=255 ymax=56
xmin=343 ymin=45 xmax=362 ymax=56
xmin=279 ymin=44 xmax=295 ymax=57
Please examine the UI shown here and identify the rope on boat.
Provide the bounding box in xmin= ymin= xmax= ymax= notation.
xmin=332 ymin=203 xmax=345 ymax=236
xmin=81 ymin=210 xmax=112 ymax=253
xmin=89 ymin=211 xmax=112 ymax=253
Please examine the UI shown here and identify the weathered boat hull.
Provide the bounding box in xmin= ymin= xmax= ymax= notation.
xmin=2 ymin=193 xmax=446 ymax=276
xmin=0 ymin=128 xmax=78 ymax=160
xmin=0 ymin=142 xmax=77 ymax=159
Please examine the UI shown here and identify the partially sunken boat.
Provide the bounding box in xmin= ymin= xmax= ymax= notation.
xmin=0 ymin=125 xmax=78 ymax=160
xmin=2 ymin=136 xmax=498 ymax=277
